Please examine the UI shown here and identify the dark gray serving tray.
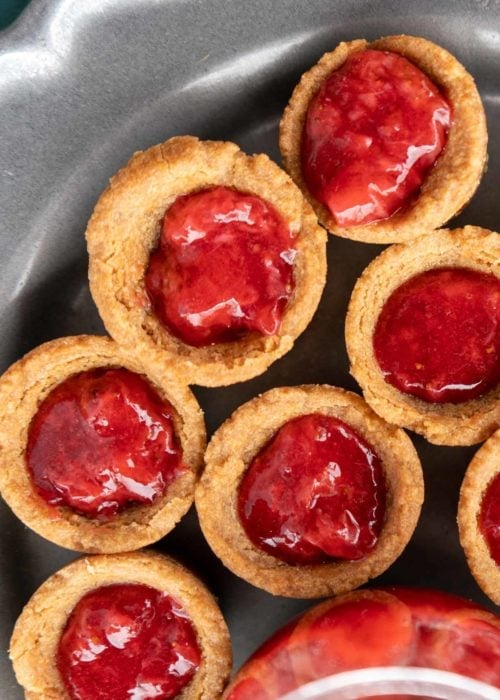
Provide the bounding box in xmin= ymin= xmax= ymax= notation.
xmin=1 ymin=0 xmax=499 ymax=696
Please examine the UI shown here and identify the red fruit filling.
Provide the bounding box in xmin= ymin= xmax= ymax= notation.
xmin=225 ymin=588 xmax=500 ymax=700
xmin=479 ymin=472 xmax=500 ymax=565
xmin=26 ymin=368 xmax=185 ymax=519
xmin=302 ymin=49 xmax=451 ymax=227
xmin=373 ymin=267 xmax=500 ymax=404
xmin=387 ymin=587 xmax=500 ymax=686
xmin=291 ymin=595 xmax=414 ymax=683
xmin=237 ymin=413 xmax=386 ymax=565
xmin=145 ymin=186 xmax=296 ymax=347
xmin=57 ymin=583 xmax=201 ymax=700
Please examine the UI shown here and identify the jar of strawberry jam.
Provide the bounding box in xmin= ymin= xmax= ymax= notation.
xmin=224 ymin=587 xmax=500 ymax=700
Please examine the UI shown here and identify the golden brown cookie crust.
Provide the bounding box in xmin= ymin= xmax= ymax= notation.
xmin=10 ymin=551 xmax=232 ymax=700
xmin=196 ymin=385 xmax=423 ymax=598
xmin=0 ymin=335 xmax=206 ymax=553
xmin=458 ymin=430 xmax=500 ymax=605
xmin=345 ymin=226 xmax=500 ymax=446
xmin=86 ymin=136 xmax=327 ymax=387
xmin=279 ymin=35 xmax=487 ymax=244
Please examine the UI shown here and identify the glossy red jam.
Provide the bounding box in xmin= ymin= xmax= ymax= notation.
xmin=479 ymin=472 xmax=500 ymax=565
xmin=224 ymin=588 xmax=500 ymax=699
xmin=57 ymin=583 xmax=201 ymax=700
xmin=26 ymin=368 xmax=185 ymax=518
xmin=145 ymin=186 xmax=296 ymax=347
xmin=373 ymin=267 xmax=500 ymax=404
xmin=238 ymin=414 xmax=386 ymax=565
xmin=302 ymin=49 xmax=451 ymax=227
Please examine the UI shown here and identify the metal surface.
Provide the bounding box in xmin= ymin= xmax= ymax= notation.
xmin=0 ymin=0 xmax=499 ymax=696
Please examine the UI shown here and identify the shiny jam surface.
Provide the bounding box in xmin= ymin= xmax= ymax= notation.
xmin=26 ymin=368 xmax=185 ymax=518
xmin=237 ymin=413 xmax=386 ymax=565
xmin=145 ymin=186 xmax=296 ymax=347
xmin=225 ymin=588 xmax=500 ymax=699
xmin=57 ymin=583 xmax=201 ymax=700
xmin=302 ymin=49 xmax=451 ymax=227
xmin=479 ymin=472 xmax=500 ymax=565
xmin=373 ymin=267 xmax=500 ymax=404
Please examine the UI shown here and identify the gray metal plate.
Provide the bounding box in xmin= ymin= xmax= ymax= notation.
xmin=0 ymin=0 xmax=499 ymax=696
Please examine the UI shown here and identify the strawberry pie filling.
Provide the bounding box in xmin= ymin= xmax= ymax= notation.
xmin=302 ymin=49 xmax=451 ymax=227
xmin=57 ymin=583 xmax=201 ymax=700
xmin=373 ymin=267 xmax=500 ymax=404
xmin=225 ymin=588 xmax=500 ymax=699
xmin=26 ymin=368 xmax=185 ymax=519
xmin=479 ymin=472 xmax=500 ymax=565
xmin=145 ymin=186 xmax=296 ymax=347
xmin=237 ymin=413 xmax=386 ymax=565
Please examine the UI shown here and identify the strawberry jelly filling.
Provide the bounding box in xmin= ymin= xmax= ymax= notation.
xmin=373 ymin=267 xmax=500 ymax=404
xmin=26 ymin=368 xmax=185 ymax=519
xmin=480 ymin=472 xmax=500 ymax=565
xmin=386 ymin=587 xmax=500 ymax=684
xmin=237 ymin=413 xmax=386 ymax=565
xmin=57 ymin=583 xmax=201 ymax=700
xmin=302 ymin=49 xmax=451 ymax=227
xmin=145 ymin=186 xmax=297 ymax=347
xmin=225 ymin=588 xmax=500 ymax=699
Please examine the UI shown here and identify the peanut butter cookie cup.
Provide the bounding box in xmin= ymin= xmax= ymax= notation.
xmin=196 ymin=385 xmax=423 ymax=598
xmin=280 ymin=35 xmax=487 ymax=243
xmin=346 ymin=226 xmax=500 ymax=445
xmin=87 ymin=136 xmax=327 ymax=387
xmin=0 ymin=335 xmax=205 ymax=552
xmin=458 ymin=429 xmax=500 ymax=605
xmin=10 ymin=551 xmax=231 ymax=700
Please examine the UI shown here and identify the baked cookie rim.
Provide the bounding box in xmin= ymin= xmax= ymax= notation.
xmin=345 ymin=226 xmax=500 ymax=446
xmin=0 ymin=335 xmax=206 ymax=553
xmin=457 ymin=430 xmax=500 ymax=605
xmin=279 ymin=34 xmax=488 ymax=244
xmin=195 ymin=384 xmax=424 ymax=599
xmin=9 ymin=550 xmax=232 ymax=700
xmin=86 ymin=135 xmax=327 ymax=388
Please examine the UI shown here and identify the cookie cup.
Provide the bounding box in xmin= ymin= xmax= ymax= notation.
xmin=87 ymin=136 xmax=327 ymax=387
xmin=196 ymin=385 xmax=423 ymax=598
xmin=345 ymin=226 xmax=500 ymax=446
xmin=0 ymin=335 xmax=205 ymax=552
xmin=10 ymin=551 xmax=232 ymax=700
xmin=458 ymin=430 xmax=500 ymax=605
xmin=279 ymin=34 xmax=487 ymax=244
